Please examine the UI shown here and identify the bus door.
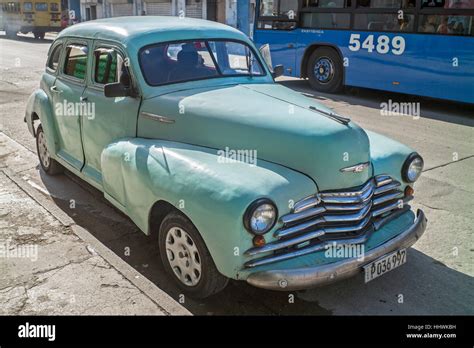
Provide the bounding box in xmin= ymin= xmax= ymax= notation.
xmin=254 ymin=0 xmax=300 ymax=77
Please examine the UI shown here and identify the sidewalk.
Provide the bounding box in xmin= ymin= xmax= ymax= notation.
xmin=0 ymin=131 xmax=191 ymax=315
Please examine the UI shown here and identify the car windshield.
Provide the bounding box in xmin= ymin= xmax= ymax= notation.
xmin=139 ymin=40 xmax=266 ymax=86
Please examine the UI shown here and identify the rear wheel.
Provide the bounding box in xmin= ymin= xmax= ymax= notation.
xmin=307 ymin=47 xmax=343 ymax=93
xmin=36 ymin=125 xmax=63 ymax=175
xmin=158 ymin=212 xmax=229 ymax=299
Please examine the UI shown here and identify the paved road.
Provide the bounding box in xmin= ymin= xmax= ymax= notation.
xmin=1 ymin=33 xmax=473 ymax=315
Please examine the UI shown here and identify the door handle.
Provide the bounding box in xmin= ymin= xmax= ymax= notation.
xmin=80 ymin=96 xmax=88 ymax=103
xmin=50 ymin=86 xmax=62 ymax=93
xmin=288 ymin=43 xmax=294 ymax=48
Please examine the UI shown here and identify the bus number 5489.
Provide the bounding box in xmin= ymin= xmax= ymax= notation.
xmin=348 ymin=34 xmax=406 ymax=55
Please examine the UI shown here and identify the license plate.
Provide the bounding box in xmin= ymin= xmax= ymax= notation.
xmin=364 ymin=249 xmax=406 ymax=283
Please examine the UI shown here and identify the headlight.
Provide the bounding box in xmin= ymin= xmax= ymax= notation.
xmin=402 ymin=153 xmax=424 ymax=183
xmin=243 ymin=199 xmax=278 ymax=235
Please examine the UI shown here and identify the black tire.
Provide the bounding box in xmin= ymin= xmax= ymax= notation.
xmin=34 ymin=31 xmax=45 ymax=40
xmin=159 ymin=212 xmax=229 ymax=299
xmin=307 ymin=47 xmax=343 ymax=93
xmin=36 ymin=125 xmax=63 ymax=175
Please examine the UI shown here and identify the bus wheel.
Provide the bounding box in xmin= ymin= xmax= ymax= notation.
xmin=34 ymin=31 xmax=45 ymax=40
xmin=307 ymin=47 xmax=343 ymax=93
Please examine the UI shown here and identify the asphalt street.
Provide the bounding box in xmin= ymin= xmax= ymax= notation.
xmin=1 ymin=33 xmax=473 ymax=315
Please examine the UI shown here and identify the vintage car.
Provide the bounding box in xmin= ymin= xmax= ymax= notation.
xmin=25 ymin=16 xmax=427 ymax=298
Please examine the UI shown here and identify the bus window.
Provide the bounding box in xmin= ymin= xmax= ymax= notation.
xmin=444 ymin=0 xmax=474 ymax=8
xmin=35 ymin=2 xmax=47 ymax=11
xmin=421 ymin=0 xmax=445 ymax=7
xmin=418 ymin=15 xmax=474 ymax=35
xmin=24 ymin=2 xmax=32 ymax=11
xmin=260 ymin=0 xmax=299 ymax=18
xmin=356 ymin=0 xmax=415 ymax=7
xmin=303 ymin=0 xmax=349 ymax=8
xmin=302 ymin=13 xmax=351 ymax=28
xmin=354 ymin=13 xmax=414 ymax=31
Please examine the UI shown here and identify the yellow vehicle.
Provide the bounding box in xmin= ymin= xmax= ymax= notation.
xmin=0 ymin=0 xmax=63 ymax=39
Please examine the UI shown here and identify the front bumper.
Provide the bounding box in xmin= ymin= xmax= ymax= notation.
xmin=246 ymin=209 xmax=427 ymax=291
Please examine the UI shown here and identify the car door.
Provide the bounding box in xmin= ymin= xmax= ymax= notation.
xmin=80 ymin=42 xmax=141 ymax=186
xmin=51 ymin=40 xmax=90 ymax=170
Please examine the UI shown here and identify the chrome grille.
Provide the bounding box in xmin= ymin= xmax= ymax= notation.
xmin=244 ymin=175 xmax=412 ymax=268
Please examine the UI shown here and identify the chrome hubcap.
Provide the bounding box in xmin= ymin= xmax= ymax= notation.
xmin=165 ymin=227 xmax=202 ymax=286
xmin=37 ymin=131 xmax=50 ymax=168
xmin=314 ymin=57 xmax=335 ymax=84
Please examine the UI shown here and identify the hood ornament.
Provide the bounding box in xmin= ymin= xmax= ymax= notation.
xmin=340 ymin=162 xmax=370 ymax=173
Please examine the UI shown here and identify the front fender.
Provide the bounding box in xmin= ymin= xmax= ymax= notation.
xmin=25 ymin=89 xmax=59 ymax=156
xmin=367 ymin=130 xmax=415 ymax=185
xmin=101 ymin=138 xmax=316 ymax=279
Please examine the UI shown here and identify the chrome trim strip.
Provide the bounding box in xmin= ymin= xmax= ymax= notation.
xmin=246 ymin=229 xmax=326 ymax=256
xmin=293 ymin=195 xmax=321 ymax=213
xmin=247 ymin=216 xmax=372 ymax=257
xmin=275 ymin=202 xmax=372 ymax=238
xmin=320 ymin=179 xmax=373 ymax=198
xmin=339 ymin=161 xmax=370 ymax=173
xmin=275 ymin=217 xmax=325 ymax=238
xmin=320 ymin=183 xmax=374 ymax=204
xmin=375 ymin=175 xmax=392 ymax=187
xmin=280 ymin=205 xmax=326 ymax=224
xmin=246 ymin=210 xmax=427 ymax=289
xmin=140 ymin=112 xmax=175 ymax=124
xmin=371 ymin=196 xmax=412 ymax=217
xmin=373 ymin=191 xmax=404 ymax=206
xmin=374 ymin=181 xmax=401 ymax=195
xmin=324 ymin=201 xmax=371 ymax=211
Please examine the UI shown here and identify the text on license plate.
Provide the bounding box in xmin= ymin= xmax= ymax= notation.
xmin=364 ymin=249 xmax=406 ymax=283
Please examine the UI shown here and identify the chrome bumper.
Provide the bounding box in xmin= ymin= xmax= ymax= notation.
xmin=246 ymin=209 xmax=427 ymax=291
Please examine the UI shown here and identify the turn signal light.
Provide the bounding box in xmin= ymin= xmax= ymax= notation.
xmin=253 ymin=235 xmax=266 ymax=247
xmin=405 ymin=186 xmax=415 ymax=197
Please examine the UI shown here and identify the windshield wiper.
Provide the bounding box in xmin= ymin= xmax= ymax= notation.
xmin=309 ymin=106 xmax=351 ymax=125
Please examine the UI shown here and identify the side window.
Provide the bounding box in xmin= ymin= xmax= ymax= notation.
xmin=47 ymin=44 xmax=62 ymax=72
xmin=94 ymin=48 xmax=119 ymax=84
xmin=63 ymin=44 xmax=88 ymax=80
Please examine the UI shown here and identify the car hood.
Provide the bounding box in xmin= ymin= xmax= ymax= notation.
xmin=138 ymin=83 xmax=372 ymax=190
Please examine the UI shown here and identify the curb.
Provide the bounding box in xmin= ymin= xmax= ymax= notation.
xmin=1 ymin=164 xmax=191 ymax=316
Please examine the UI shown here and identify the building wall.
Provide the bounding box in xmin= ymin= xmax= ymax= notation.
xmin=78 ymin=0 xmax=248 ymax=34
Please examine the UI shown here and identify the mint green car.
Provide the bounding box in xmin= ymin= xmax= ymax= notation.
xmin=25 ymin=16 xmax=427 ymax=298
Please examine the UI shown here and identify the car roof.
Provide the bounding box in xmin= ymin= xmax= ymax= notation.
xmin=57 ymin=16 xmax=250 ymax=48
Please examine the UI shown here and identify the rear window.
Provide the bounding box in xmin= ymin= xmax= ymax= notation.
xmin=47 ymin=44 xmax=62 ymax=71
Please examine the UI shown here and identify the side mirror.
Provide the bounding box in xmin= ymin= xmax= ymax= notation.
xmin=272 ymin=64 xmax=284 ymax=79
xmin=259 ymin=44 xmax=284 ymax=79
xmin=104 ymin=82 xmax=132 ymax=98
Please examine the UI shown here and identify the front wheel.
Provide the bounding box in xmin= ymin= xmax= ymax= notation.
xmin=158 ymin=212 xmax=229 ymax=299
xmin=307 ymin=47 xmax=343 ymax=93
xmin=36 ymin=125 xmax=63 ymax=175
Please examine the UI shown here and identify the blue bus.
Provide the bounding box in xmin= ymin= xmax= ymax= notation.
xmin=253 ymin=0 xmax=474 ymax=103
